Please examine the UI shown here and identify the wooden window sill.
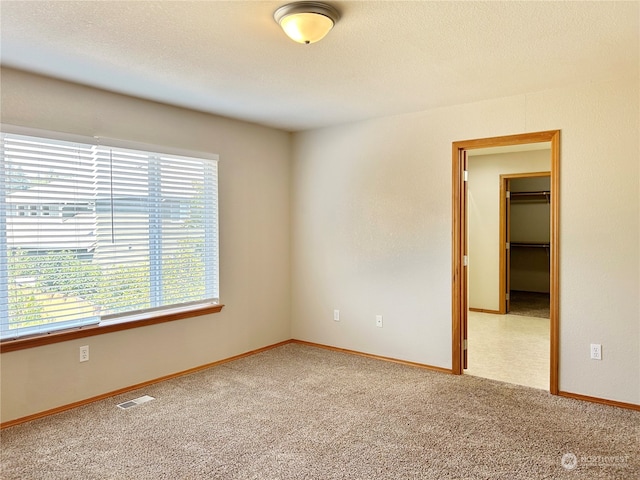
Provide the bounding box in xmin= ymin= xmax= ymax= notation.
xmin=0 ymin=304 xmax=224 ymax=353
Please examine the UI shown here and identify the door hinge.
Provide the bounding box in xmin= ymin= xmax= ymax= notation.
xmin=464 ymin=170 xmax=468 ymax=182
xmin=506 ymin=293 xmax=510 ymax=300
xmin=506 ymin=242 xmax=510 ymax=250
xmin=463 ymin=255 xmax=468 ymax=266
xmin=506 ymin=190 xmax=511 ymax=198
xmin=463 ymin=339 xmax=468 ymax=350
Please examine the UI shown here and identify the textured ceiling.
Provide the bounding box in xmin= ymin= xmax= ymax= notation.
xmin=1 ymin=1 xmax=638 ymax=132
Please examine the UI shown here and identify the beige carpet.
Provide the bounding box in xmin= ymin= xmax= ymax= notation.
xmin=1 ymin=343 xmax=638 ymax=479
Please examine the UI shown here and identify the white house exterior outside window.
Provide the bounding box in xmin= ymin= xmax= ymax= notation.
xmin=0 ymin=129 xmax=219 ymax=340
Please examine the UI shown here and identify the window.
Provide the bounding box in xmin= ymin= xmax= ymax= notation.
xmin=1 ymin=130 xmax=219 ymax=340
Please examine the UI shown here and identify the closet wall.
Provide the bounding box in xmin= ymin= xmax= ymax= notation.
xmin=509 ymin=177 xmax=551 ymax=293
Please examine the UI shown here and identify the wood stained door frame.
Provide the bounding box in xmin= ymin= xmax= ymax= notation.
xmin=452 ymin=130 xmax=560 ymax=394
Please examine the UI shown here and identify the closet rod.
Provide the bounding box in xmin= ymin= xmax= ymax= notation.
xmin=511 ymin=242 xmax=550 ymax=248
xmin=510 ymin=191 xmax=550 ymax=197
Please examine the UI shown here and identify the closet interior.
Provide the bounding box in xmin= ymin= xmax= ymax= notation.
xmin=508 ymin=176 xmax=551 ymax=318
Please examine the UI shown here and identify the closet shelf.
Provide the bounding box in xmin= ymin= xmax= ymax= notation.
xmin=511 ymin=242 xmax=550 ymax=248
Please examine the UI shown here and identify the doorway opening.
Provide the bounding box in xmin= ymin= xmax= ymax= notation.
xmin=465 ymin=169 xmax=551 ymax=389
xmin=501 ymin=173 xmax=551 ymax=317
xmin=451 ymin=131 xmax=560 ymax=394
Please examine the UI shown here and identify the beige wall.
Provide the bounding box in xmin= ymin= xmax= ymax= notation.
xmin=467 ymin=150 xmax=550 ymax=310
xmin=0 ymin=68 xmax=292 ymax=422
xmin=1 ymin=69 xmax=639 ymax=421
xmin=291 ymin=75 xmax=639 ymax=404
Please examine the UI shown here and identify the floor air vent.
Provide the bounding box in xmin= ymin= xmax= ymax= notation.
xmin=117 ymin=395 xmax=155 ymax=410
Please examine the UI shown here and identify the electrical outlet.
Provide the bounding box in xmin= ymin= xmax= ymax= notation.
xmin=333 ymin=309 xmax=340 ymax=322
xmin=590 ymin=343 xmax=602 ymax=360
xmin=79 ymin=345 xmax=89 ymax=362
xmin=376 ymin=315 xmax=383 ymax=328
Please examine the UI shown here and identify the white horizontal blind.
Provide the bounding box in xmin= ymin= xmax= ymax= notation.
xmin=1 ymin=132 xmax=218 ymax=340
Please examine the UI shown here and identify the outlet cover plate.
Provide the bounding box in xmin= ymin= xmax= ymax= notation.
xmin=79 ymin=345 xmax=89 ymax=362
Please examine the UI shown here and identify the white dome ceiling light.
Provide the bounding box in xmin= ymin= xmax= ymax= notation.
xmin=274 ymin=2 xmax=340 ymax=44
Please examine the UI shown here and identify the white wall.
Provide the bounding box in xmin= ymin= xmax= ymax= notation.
xmin=0 ymin=68 xmax=292 ymax=422
xmin=291 ymin=75 xmax=640 ymax=404
xmin=467 ymin=150 xmax=550 ymax=311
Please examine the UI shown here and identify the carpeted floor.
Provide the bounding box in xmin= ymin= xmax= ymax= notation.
xmin=1 ymin=343 xmax=638 ymax=479
xmin=509 ymin=290 xmax=550 ymax=319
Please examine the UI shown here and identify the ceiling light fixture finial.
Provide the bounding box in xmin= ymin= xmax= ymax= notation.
xmin=274 ymin=1 xmax=340 ymax=44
